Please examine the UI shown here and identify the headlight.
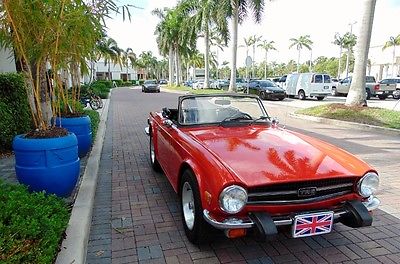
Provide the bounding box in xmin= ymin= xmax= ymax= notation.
xmin=219 ymin=185 xmax=247 ymax=214
xmin=357 ymin=172 xmax=379 ymax=197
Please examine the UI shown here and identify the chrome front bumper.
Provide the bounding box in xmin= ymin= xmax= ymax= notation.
xmin=203 ymin=196 xmax=380 ymax=230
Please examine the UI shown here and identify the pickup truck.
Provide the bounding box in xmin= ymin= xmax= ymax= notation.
xmin=333 ymin=76 xmax=389 ymax=100
xmin=378 ymin=78 xmax=400 ymax=99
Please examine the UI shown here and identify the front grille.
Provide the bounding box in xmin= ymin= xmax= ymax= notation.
xmin=247 ymin=178 xmax=356 ymax=205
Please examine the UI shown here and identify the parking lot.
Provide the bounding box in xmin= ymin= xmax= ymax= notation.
xmin=86 ymin=88 xmax=400 ymax=264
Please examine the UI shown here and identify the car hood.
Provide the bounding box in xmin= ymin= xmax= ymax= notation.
xmin=262 ymin=86 xmax=285 ymax=92
xmin=185 ymin=125 xmax=372 ymax=187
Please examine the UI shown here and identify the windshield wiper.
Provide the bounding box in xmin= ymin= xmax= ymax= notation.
xmin=248 ymin=116 xmax=270 ymax=126
xmin=219 ymin=112 xmax=253 ymax=125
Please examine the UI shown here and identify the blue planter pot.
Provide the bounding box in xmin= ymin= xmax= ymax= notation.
xmin=54 ymin=116 xmax=92 ymax=157
xmin=13 ymin=133 xmax=80 ymax=197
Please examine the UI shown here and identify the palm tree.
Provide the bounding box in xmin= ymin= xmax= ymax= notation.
xmin=345 ymin=0 xmax=377 ymax=106
xmin=228 ymin=0 xmax=265 ymax=92
xmin=289 ymin=35 xmax=313 ymax=73
xmin=258 ymin=40 xmax=276 ymax=79
xmin=383 ymin=34 xmax=400 ymax=77
xmin=333 ymin=33 xmax=346 ymax=78
xmin=250 ymin=35 xmax=261 ymax=77
xmin=240 ymin=36 xmax=254 ymax=80
xmin=343 ymin=32 xmax=357 ymax=78
xmin=181 ymin=0 xmax=229 ymax=89
xmin=97 ymin=37 xmax=122 ymax=80
xmin=123 ymin=48 xmax=137 ymax=81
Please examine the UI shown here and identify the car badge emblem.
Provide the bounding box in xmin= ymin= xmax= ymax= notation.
xmin=298 ymin=187 xmax=317 ymax=198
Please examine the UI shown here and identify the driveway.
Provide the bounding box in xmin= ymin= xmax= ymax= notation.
xmin=86 ymin=88 xmax=400 ymax=264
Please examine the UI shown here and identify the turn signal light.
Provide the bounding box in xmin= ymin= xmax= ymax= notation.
xmin=225 ymin=228 xmax=246 ymax=238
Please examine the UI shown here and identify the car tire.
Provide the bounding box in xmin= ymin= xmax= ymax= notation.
xmin=394 ymin=90 xmax=400 ymax=99
xmin=260 ymin=91 xmax=266 ymax=100
xmin=149 ymin=135 xmax=162 ymax=172
xmin=331 ymin=87 xmax=338 ymax=96
xmin=378 ymin=94 xmax=386 ymax=100
xmin=278 ymin=97 xmax=284 ymax=101
xmin=180 ymin=169 xmax=210 ymax=244
xmin=298 ymin=90 xmax=306 ymax=100
xmin=366 ymin=88 xmax=371 ymax=100
xmin=317 ymin=96 xmax=325 ymax=101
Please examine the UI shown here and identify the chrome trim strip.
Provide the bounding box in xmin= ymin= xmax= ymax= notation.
xmin=248 ymin=183 xmax=354 ymax=198
xmin=247 ymin=190 xmax=351 ymax=205
xmin=144 ymin=127 xmax=150 ymax=136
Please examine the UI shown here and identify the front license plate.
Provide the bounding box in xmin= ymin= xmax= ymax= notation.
xmin=324 ymin=86 xmax=329 ymax=89
xmin=292 ymin=211 xmax=333 ymax=238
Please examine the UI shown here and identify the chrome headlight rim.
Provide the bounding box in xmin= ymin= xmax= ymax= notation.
xmin=219 ymin=185 xmax=248 ymax=214
xmin=357 ymin=172 xmax=379 ymax=198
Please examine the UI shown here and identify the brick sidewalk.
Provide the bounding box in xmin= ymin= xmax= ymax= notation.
xmin=87 ymin=88 xmax=400 ymax=264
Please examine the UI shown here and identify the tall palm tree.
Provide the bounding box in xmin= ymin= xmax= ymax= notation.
xmin=240 ymin=36 xmax=254 ymax=80
xmin=97 ymin=37 xmax=121 ymax=80
xmin=343 ymin=32 xmax=357 ymax=78
xmin=333 ymin=33 xmax=346 ymax=78
xmin=228 ymin=0 xmax=265 ymax=92
xmin=258 ymin=40 xmax=276 ymax=79
xmin=289 ymin=35 xmax=313 ymax=73
xmin=345 ymin=0 xmax=377 ymax=106
xmin=250 ymin=35 xmax=261 ymax=77
xmin=181 ymin=0 xmax=229 ymax=88
xmin=123 ymin=48 xmax=137 ymax=81
xmin=382 ymin=34 xmax=400 ymax=77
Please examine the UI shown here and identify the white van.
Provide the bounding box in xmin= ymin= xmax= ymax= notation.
xmin=285 ymin=73 xmax=332 ymax=100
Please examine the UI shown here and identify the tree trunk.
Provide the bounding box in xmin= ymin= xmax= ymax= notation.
xmin=175 ymin=49 xmax=180 ymax=86
xmin=297 ymin=48 xmax=301 ymax=72
xmin=252 ymin=44 xmax=256 ymax=78
xmin=337 ymin=45 xmax=343 ymax=78
xmin=228 ymin=0 xmax=238 ymax=92
xmin=346 ymin=0 xmax=376 ymax=106
xmin=168 ymin=47 xmax=174 ymax=85
xmin=264 ymin=50 xmax=268 ymax=79
xmin=345 ymin=46 xmax=351 ymax=78
xmin=204 ymin=23 xmax=210 ymax=88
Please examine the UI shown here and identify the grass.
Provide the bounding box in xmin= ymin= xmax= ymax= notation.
xmin=297 ymin=103 xmax=400 ymax=129
xmin=0 ymin=180 xmax=70 ymax=264
xmin=165 ymin=85 xmax=228 ymax=94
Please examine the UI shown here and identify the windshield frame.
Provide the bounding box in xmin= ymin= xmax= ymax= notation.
xmin=176 ymin=94 xmax=269 ymax=127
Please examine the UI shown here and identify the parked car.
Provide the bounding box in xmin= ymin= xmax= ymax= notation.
xmin=286 ymin=73 xmax=331 ymax=100
xmin=159 ymin=79 xmax=167 ymax=85
xmin=192 ymin=80 xmax=205 ymax=89
xmin=184 ymin=80 xmax=194 ymax=88
xmin=378 ymin=78 xmax=400 ymax=99
xmin=334 ymin=76 xmax=382 ymax=100
xmin=145 ymin=94 xmax=380 ymax=244
xmin=210 ymin=79 xmax=229 ymax=90
xmin=248 ymin=80 xmax=286 ymax=100
xmin=142 ymin=80 xmax=160 ymax=93
xmin=235 ymin=78 xmax=246 ymax=91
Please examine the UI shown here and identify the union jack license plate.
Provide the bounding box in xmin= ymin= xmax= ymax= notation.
xmin=292 ymin=211 xmax=333 ymax=238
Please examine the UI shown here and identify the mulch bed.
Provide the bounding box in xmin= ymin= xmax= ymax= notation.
xmin=25 ymin=127 xmax=68 ymax=139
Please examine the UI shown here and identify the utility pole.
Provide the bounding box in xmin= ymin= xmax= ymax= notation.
xmin=345 ymin=21 xmax=357 ymax=78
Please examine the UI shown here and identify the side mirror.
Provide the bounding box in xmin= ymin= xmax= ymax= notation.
xmin=271 ymin=117 xmax=279 ymax=126
xmin=162 ymin=107 xmax=171 ymax=118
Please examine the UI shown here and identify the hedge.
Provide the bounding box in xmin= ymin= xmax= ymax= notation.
xmin=0 ymin=73 xmax=32 ymax=151
xmin=0 ymin=180 xmax=69 ymax=263
xmin=83 ymin=109 xmax=100 ymax=142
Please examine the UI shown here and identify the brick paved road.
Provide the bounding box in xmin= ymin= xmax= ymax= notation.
xmin=87 ymin=88 xmax=400 ymax=264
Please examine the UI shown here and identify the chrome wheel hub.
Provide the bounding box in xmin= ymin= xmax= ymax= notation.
xmin=182 ymin=182 xmax=195 ymax=230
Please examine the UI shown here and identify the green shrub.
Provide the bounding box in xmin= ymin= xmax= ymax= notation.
xmin=83 ymin=109 xmax=100 ymax=141
xmin=122 ymin=81 xmax=133 ymax=87
xmin=90 ymin=82 xmax=109 ymax=99
xmin=138 ymin=79 xmax=145 ymax=85
xmin=0 ymin=180 xmax=70 ymax=263
xmin=0 ymin=73 xmax=32 ymax=151
xmin=113 ymin=79 xmax=123 ymax=87
xmin=93 ymin=80 xmax=112 ymax=89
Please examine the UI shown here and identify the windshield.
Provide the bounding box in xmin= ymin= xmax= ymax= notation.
xmin=179 ymin=96 xmax=268 ymax=125
xmin=260 ymin=80 xmax=277 ymax=87
xmin=366 ymin=76 xmax=376 ymax=83
xmin=145 ymin=80 xmax=157 ymax=84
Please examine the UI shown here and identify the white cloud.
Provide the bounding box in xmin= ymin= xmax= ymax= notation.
xmin=106 ymin=0 xmax=400 ymax=67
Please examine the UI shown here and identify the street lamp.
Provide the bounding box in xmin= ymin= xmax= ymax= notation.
xmin=345 ymin=21 xmax=357 ymax=78
xmin=390 ymin=36 xmax=396 ymax=77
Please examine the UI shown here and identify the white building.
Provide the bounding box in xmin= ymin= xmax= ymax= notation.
xmin=369 ymin=44 xmax=400 ymax=81
xmin=0 ymin=48 xmax=16 ymax=73
xmin=93 ymin=59 xmax=138 ymax=82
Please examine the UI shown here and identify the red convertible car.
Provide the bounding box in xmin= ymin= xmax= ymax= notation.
xmin=145 ymin=94 xmax=380 ymax=244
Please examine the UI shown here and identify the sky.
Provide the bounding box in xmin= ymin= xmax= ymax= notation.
xmin=105 ymin=0 xmax=400 ymax=67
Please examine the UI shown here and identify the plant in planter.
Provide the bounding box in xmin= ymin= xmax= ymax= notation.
xmin=0 ymin=0 xmax=116 ymax=197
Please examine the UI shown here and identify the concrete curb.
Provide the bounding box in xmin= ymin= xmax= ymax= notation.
xmin=56 ymin=92 xmax=111 ymax=264
xmin=290 ymin=113 xmax=400 ymax=136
